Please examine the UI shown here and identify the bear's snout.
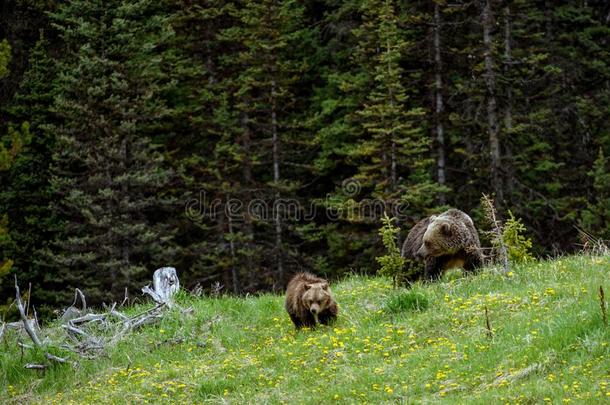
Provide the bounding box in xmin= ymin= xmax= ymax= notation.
xmin=309 ymin=303 xmax=320 ymax=315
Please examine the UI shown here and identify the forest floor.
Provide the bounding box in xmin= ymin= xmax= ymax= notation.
xmin=1 ymin=255 xmax=609 ymax=404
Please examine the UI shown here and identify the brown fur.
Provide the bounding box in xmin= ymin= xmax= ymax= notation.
xmin=285 ymin=272 xmax=338 ymax=328
xmin=401 ymin=209 xmax=484 ymax=281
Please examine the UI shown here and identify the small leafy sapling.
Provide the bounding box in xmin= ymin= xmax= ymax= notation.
xmin=376 ymin=213 xmax=406 ymax=288
xmin=503 ymin=210 xmax=533 ymax=263
xmin=481 ymin=194 xmax=509 ymax=274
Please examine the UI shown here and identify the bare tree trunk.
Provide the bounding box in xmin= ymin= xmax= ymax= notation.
xmin=503 ymin=5 xmax=515 ymax=196
xmin=119 ymin=137 xmax=130 ymax=296
xmin=271 ymin=79 xmax=284 ymax=287
xmin=216 ymin=214 xmax=231 ymax=291
xmin=227 ymin=216 xmax=239 ymax=294
xmin=433 ymin=3 xmax=446 ymax=204
xmin=390 ymin=140 xmax=397 ymax=191
xmin=482 ymin=0 xmax=503 ymax=206
xmin=387 ymin=36 xmax=397 ymax=192
xmin=241 ymin=109 xmax=255 ymax=289
xmin=504 ymin=5 xmax=513 ymax=133
xmin=544 ymin=0 xmax=553 ymax=43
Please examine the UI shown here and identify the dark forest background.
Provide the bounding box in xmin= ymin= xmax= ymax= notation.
xmin=0 ymin=0 xmax=608 ymax=314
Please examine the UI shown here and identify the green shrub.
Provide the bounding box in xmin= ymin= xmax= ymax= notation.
xmin=503 ymin=210 xmax=533 ymax=263
xmin=385 ymin=289 xmax=429 ymax=313
xmin=376 ymin=213 xmax=405 ymax=287
xmin=197 ymin=379 xmax=236 ymax=399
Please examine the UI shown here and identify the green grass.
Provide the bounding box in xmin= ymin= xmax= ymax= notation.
xmin=1 ymin=255 xmax=609 ymax=404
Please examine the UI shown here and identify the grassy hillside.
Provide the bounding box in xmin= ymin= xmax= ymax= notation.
xmin=2 ymin=255 xmax=609 ymax=404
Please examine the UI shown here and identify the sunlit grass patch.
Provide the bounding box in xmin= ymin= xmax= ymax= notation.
xmin=0 ymin=254 xmax=608 ymax=404
xmin=385 ymin=288 xmax=430 ymax=313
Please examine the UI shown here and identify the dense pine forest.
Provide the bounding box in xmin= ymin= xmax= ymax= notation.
xmin=0 ymin=0 xmax=609 ymax=313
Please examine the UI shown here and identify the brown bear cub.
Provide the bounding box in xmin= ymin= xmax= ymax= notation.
xmin=401 ymin=208 xmax=484 ymax=281
xmin=285 ymin=272 xmax=338 ymax=329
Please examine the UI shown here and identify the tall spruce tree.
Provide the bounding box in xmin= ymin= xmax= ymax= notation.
xmin=0 ymin=39 xmax=9 ymax=79
xmin=0 ymin=37 xmax=14 ymax=288
xmin=153 ymin=1 xmax=234 ymax=292
xmin=580 ymin=149 xmax=610 ymax=241
xmin=312 ymin=0 xmax=439 ymax=273
xmin=0 ymin=34 xmax=58 ymax=308
xmin=0 ymin=0 xmax=609 ymax=307
xmin=215 ymin=0 xmax=307 ymax=289
xmin=0 ymin=40 xmax=32 ymax=288
xmin=43 ymin=0 xmax=177 ymax=304
xmin=349 ymin=0 xmax=434 ymax=207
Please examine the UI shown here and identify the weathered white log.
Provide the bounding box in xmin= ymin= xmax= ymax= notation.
xmin=142 ymin=267 xmax=179 ymax=305
xmin=6 ymin=319 xmax=38 ymax=332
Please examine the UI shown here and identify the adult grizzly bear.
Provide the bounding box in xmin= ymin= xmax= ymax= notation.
xmin=285 ymin=272 xmax=338 ymax=329
xmin=401 ymin=208 xmax=484 ymax=281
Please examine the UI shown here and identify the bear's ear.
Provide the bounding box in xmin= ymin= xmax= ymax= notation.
xmin=321 ymin=282 xmax=329 ymax=291
xmin=441 ymin=222 xmax=452 ymax=235
xmin=304 ymin=283 xmax=312 ymax=290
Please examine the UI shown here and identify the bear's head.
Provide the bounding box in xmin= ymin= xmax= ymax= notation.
xmin=302 ymin=282 xmax=333 ymax=318
xmin=416 ymin=216 xmax=462 ymax=258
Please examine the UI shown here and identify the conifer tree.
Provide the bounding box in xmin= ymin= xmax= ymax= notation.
xmin=43 ymin=0 xmax=177 ymax=303
xmin=216 ymin=0 xmax=306 ymax=288
xmin=0 ymin=34 xmax=60 ymax=306
xmin=0 ymin=0 xmax=608 ymax=304
xmin=310 ymin=0 xmax=440 ymax=274
xmin=350 ymin=0 xmax=429 ymax=202
xmin=0 ymin=39 xmax=10 ymax=78
xmin=431 ymin=2 xmax=447 ymax=204
xmin=580 ymin=149 xmax=610 ymax=240
xmin=0 ymin=40 xmax=33 ymax=290
xmin=155 ymin=0 xmax=235 ymax=292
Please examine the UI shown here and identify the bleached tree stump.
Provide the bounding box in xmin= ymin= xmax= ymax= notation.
xmin=142 ymin=267 xmax=180 ymax=306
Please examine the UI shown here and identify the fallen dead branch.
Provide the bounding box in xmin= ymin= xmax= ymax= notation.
xmin=105 ymin=302 xmax=128 ymax=321
xmin=149 ymin=337 xmax=186 ymax=352
xmin=62 ymin=324 xmax=90 ymax=338
xmin=601 ymin=286 xmax=608 ymax=327
xmin=17 ymin=341 xmax=34 ymax=350
xmin=10 ymin=267 xmax=183 ymax=370
xmin=484 ymin=306 xmax=493 ymax=339
xmin=24 ymin=363 xmax=46 ymax=370
xmin=46 ymin=352 xmax=70 ymax=364
xmin=68 ymin=313 xmax=106 ymax=325
xmin=15 ymin=275 xmax=42 ymax=347
xmin=15 ymin=275 xmax=71 ymax=367
xmin=487 ymin=363 xmax=542 ymax=387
